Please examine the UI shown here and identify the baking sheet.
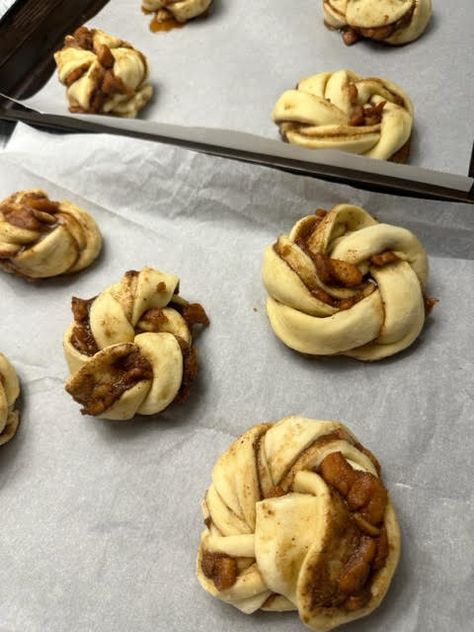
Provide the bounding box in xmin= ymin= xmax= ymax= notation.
xmin=1 ymin=122 xmax=473 ymax=632
xmin=18 ymin=0 xmax=474 ymax=179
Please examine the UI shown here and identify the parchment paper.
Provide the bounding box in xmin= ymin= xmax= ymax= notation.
xmin=0 ymin=122 xmax=473 ymax=632
xmin=0 ymin=0 xmax=16 ymax=19
xmin=19 ymin=0 xmax=474 ymax=179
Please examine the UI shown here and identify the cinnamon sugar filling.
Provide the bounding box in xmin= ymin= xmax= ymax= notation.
xmin=274 ymin=208 xmax=408 ymax=310
xmin=201 ymin=429 xmax=388 ymax=606
xmin=66 ymin=347 xmax=153 ymax=416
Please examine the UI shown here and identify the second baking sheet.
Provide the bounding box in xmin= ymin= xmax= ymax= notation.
xmin=22 ymin=0 xmax=474 ymax=175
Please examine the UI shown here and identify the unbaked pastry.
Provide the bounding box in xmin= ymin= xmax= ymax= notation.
xmin=272 ymin=70 xmax=413 ymax=162
xmin=197 ymin=416 xmax=400 ymax=632
xmin=323 ymin=0 xmax=432 ymax=46
xmin=262 ymin=204 xmax=433 ymax=361
xmin=0 ymin=189 xmax=102 ymax=279
xmin=0 ymin=353 xmax=20 ymax=446
xmin=54 ymin=27 xmax=153 ymax=117
xmin=143 ymin=0 xmax=212 ymax=27
xmin=64 ymin=267 xmax=209 ymax=420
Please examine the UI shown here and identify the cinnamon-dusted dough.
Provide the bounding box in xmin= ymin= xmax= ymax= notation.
xmin=54 ymin=27 xmax=153 ymax=117
xmin=142 ymin=0 xmax=212 ymax=23
xmin=0 ymin=189 xmax=102 ymax=279
xmin=262 ymin=204 xmax=431 ymax=361
xmin=197 ymin=416 xmax=401 ymax=632
xmin=324 ymin=0 xmax=432 ymax=45
xmin=273 ymin=70 xmax=413 ymax=161
xmin=64 ymin=267 xmax=209 ymax=420
xmin=0 ymin=353 xmax=20 ymax=446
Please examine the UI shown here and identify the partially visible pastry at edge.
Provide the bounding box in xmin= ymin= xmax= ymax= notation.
xmin=64 ymin=267 xmax=209 ymax=420
xmin=197 ymin=416 xmax=401 ymax=632
xmin=0 ymin=353 xmax=20 ymax=446
xmin=142 ymin=0 xmax=213 ymax=25
xmin=323 ymin=0 xmax=432 ymax=46
xmin=54 ymin=27 xmax=153 ymax=117
xmin=0 ymin=189 xmax=102 ymax=279
xmin=262 ymin=204 xmax=435 ymax=361
xmin=272 ymin=70 xmax=413 ymax=162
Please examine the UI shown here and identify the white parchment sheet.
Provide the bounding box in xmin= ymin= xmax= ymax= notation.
xmin=20 ymin=0 xmax=474 ymax=177
xmin=0 ymin=123 xmax=473 ymax=632
xmin=0 ymin=0 xmax=16 ymax=19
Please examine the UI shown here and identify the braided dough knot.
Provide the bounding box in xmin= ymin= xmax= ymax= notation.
xmin=64 ymin=267 xmax=209 ymax=420
xmin=197 ymin=417 xmax=400 ymax=631
xmin=0 ymin=353 xmax=20 ymax=446
xmin=272 ymin=70 xmax=413 ymax=161
xmin=142 ymin=0 xmax=212 ymax=22
xmin=54 ymin=27 xmax=152 ymax=117
xmin=324 ymin=0 xmax=432 ymax=45
xmin=262 ymin=204 xmax=430 ymax=361
xmin=0 ymin=189 xmax=101 ymax=279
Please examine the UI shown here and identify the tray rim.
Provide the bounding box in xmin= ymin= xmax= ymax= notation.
xmin=1 ymin=102 xmax=472 ymax=205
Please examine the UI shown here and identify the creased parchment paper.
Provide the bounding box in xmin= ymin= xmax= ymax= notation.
xmin=19 ymin=0 xmax=474 ymax=179
xmin=0 ymin=122 xmax=473 ymax=632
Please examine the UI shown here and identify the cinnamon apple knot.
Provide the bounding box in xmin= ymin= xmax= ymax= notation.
xmin=197 ymin=416 xmax=401 ymax=631
xmin=262 ymin=204 xmax=431 ymax=361
xmin=54 ymin=27 xmax=153 ymax=117
xmin=272 ymin=70 xmax=413 ymax=162
xmin=64 ymin=267 xmax=209 ymax=420
xmin=0 ymin=189 xmax=101 ymax=279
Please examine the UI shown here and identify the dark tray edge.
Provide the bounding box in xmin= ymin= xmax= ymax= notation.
xmin=1 ymin=104 xmax=472 ymax=205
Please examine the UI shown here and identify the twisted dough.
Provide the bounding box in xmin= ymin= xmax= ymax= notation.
xmin=197 ymin=416 xmax=400 ymax=632
xmin=54 ymin=27 xmax=153 ymax=117
xmin=0 ymin=189 xmax=102 ymax=279
xmin=0 ymin=353 xmax=20 ymax=446
xmin=142 ymin=0 xmax=212 ymax=23
xmin=323 ymin=0 xmax=432 ymax=45
xmin=262 ymin=204 xmax=431 ymax=361
xmin=272 ymin=70 xmax=413 ymax=162
xmin=64 ymin=267 xmax=209 ymax=420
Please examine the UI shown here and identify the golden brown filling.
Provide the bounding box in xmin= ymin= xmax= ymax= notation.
xmin=201 ymin=429 xmax=388 ymax=605
xmin=63 ymin=27 xmax=134 ymax=114
xmin=266 ymin=485 xmax=287 ymax=498
xmin=65 ymin=26 xmax=94 ymax=51
xmin=175 ymin=346 xmax=199 ymax=405
xmin=370 ymin=251 xmax=400 ymax=267
xmin=143 ymin=3 xmax=211 ymax=32
xmin=311 ymin=253 xmax=363 ymax=288
xmin=347 ymin=80 xmax=405 ymax=110
xmin=341 ymin=3 xmax=416 ymax=45
xmin=65 ymin=63 xmax=90 ymax=87
xmin=149 ymin=9 xmax=185 ymax=32
xmin=314 ymin=451 xmax=389 ymax=611
xmin=140 ymin=308 xmax=170 ymax=328
xmin=201 ymin=551 xmax=238 ymax=591
xmin=70 ymin=297 xmax=99 ymax=357
xmin=276 ymin=208 xmax=410 ymax=311
xmin=349 ymin=101 xmax=386 ymax=127
xmin=0 ymin=192 xmax=59 ymax=235
xmin=320 ymin=452 xmax=387 ymax=529
xmin=424 ymin=296 xmax=438 ymax=316
xmin=174 ymin=302 xmax=210 ymax=329
xmin=70 ymin=65 xmax=130 ymax=115
xmin=66 ymin=347 xmax=153 ymax=416
xmin=275 ymin=244 xmax=368 ymax=312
